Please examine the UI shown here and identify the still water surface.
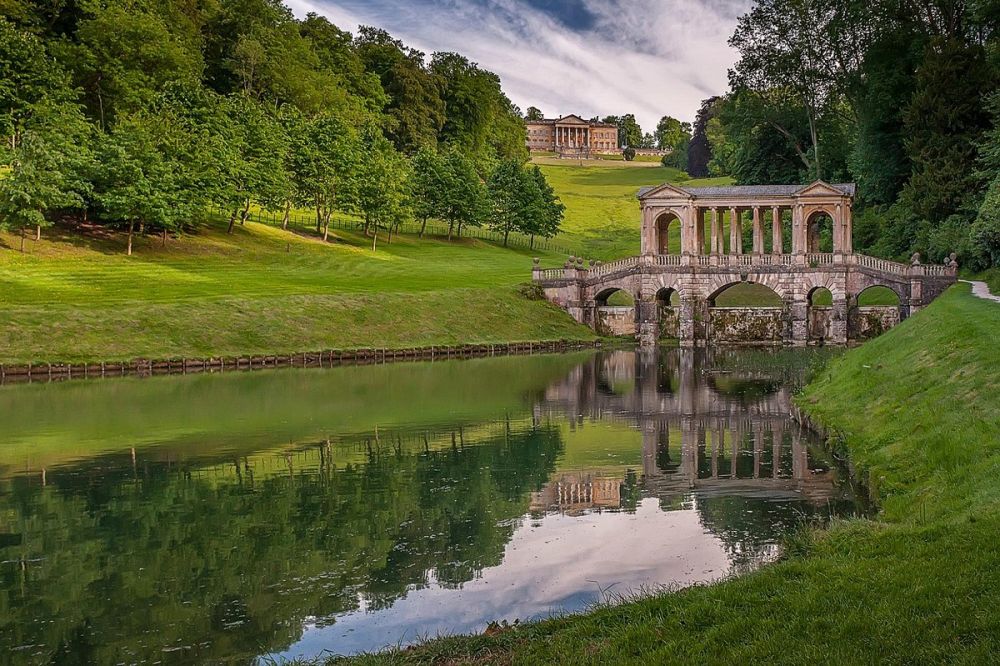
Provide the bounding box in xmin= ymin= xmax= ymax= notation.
xmin=0 ymin=348 xmax=862 ymax=663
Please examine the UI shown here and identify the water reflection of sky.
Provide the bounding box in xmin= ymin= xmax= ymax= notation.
xmin=276 ymin=498 xmax=737 ymax=659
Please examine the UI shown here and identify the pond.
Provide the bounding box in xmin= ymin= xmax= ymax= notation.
xmin=0 ymin=348 xmax=864 ymax=663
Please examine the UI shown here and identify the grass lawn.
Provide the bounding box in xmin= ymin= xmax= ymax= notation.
xmin=0 ymin=219 xmax=593 ymax=363
xmin=340 ymin=284 xmax=1000 ymax=664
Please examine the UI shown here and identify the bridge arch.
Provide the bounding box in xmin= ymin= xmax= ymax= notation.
xmin=594 ymin=286 xmax=636 ymax=306
xmin=704 ymin=273 xmax=788 ymax=305
xmin=856 ymin=284 xmax=901 ymax=306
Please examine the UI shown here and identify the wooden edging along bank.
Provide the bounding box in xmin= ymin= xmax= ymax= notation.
xmin=0 ymin=339 xmax=605 ymax=385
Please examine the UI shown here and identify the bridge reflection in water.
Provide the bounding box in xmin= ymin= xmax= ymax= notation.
xmin=530 ymin=349 xmax=853 ymax=515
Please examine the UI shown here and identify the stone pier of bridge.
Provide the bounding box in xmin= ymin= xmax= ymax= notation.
xmin=533 ymin=181 xmax=958 ymax=346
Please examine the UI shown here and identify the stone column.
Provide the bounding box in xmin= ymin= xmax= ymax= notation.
xmin=771 ymin=206 xmax=782 ymax=255
xmin=695 ymin=208 xmax=705 ymax=255
xmin=728 ymin=207 xmax=739 ymax=255
xmin=843 ymin=202 xmax=853 ymax=254
xmin=787 ymin=294 xmax=809 ymax=345
xmin=793 ymin=204 xmax=806 ymax=262
xmin=830 ymin=296 xmax=848 ymax=344
xmin=752 ymin=207 xmax=764 ymax=255
xmin=641 ymin=206 xmax=656 ymax=256
xmin=710 ymin=208 xmax=720 ymax=259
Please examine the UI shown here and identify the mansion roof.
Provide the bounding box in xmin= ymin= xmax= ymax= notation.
xmin=525 ymin=114 xmax=616 ymax=128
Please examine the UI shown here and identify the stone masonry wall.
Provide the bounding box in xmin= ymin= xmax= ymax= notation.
xmin=596 ymin=306 xmax=636 ymax=336
xmin=709 ymin=307 xmax=785 ymax=344
xmin=849 ymin=306 xmax=900 ymax=340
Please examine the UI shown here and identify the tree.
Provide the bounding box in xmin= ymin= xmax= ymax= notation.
xmin=353 ymin=128 xmax=410 ymax=244
xmin=410 ymin=145 xmax=446 ymax=237
xmin=92 ymin=116 xmax=187 ymax=255
xmin=899 ymin=38 xmax=993 ymax=225
xmin=439 ymin=146 xmax=488 ymax=240
xmin=688 ymin=97 xmax=721 ymax=177
xmin=291 ymin=111 xmax=361 ymax=241
xmin=354 ymin=26 xmax=445 ymax=153
xmin=655 ymin=116 xmax=686 ymax=151
xmin=217 ymin=96 xmax=292 ymax=234
xmin=603 ymin=114 xmax=642 ymax=149
xmin=525 ymin=106 xmax=544 ymax=121
xmin=524 ymin=166 xmax=564 ymax=247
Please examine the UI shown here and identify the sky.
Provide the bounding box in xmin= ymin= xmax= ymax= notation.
xmin=285 ymin=0 xmax=750 ymax=129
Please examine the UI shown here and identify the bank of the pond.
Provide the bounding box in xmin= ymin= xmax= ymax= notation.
xmin=338 ymin=284 xmax=1000 ymax=664
xmin=0 ymin=339 xmax=603 ymax=384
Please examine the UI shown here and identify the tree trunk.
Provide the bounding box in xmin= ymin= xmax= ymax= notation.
xmin=322 ymin=213 xmax=331 ymax=242
xmin=239 ymin=199 xmax=250 ymax=225
xmin=127 ymin=220 xmax=134 ymax=256
xmin=316 ymin=203 xmax=322 ymax=234
xmin=35 ymin=224 xmax=41 ymax=241
xmin=447 ymin=221 xmax=454 ymax=241
xmin=530 ymin=234 xmax=535 ymax=249
xmin=227 ymin=209 xmax=238 ymax=234
xmin=162 ymin=228 xmax=168 ymax=246
xmin=20 ymin=227 xmax=25 ymax=253
xmin=807 ymin=108 xmax=821 ymax=180
xmin=419 ymin=216 xmax=428 ymax=238
xmin=282 ymin=201 xmax=290 ymax=230
xmin=457 ymin=222 xmax=463 ymax=238
xmin=503 ymin=225 xmax=510 ymax=247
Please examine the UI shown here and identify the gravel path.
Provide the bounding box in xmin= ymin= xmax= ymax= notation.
xmin=960 ymin=280 xmax=1000 ymax=303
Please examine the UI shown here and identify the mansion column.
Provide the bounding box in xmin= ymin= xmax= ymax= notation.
xmin=752 ymin=207 xmax=764 ymax=255
xmin=771 ymin=206 xmax=782 ymax=255
xmin=792 ymin=204 xmax=807 ymax=258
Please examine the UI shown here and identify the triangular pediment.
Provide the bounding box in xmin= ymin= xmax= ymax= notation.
xmin=556 ymin=114 xmax=588 ymax=124
xmin=795 ymin=180 xmax=848 ymax=197
xmin=638 ymin=182 xmax=690 ymax=200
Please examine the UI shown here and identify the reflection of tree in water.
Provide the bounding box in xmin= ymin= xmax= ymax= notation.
xmin=0 ymin=424 xmax=563 ymax=664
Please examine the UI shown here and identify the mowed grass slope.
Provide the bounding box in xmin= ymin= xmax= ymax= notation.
xmin=533 ymin=158 xmax=731 ymax=260
xmin=343 ymin=285 xmax=1000 ymax=664
xmin=0 ymin=220 xmax=593 ymax=363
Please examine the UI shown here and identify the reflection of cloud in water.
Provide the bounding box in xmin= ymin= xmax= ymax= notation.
xmin=278 ymin=498 xmax=732 ymax=658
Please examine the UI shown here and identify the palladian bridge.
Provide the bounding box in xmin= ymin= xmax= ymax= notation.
xmin=532 ymin=181 xmax=958 ymax=345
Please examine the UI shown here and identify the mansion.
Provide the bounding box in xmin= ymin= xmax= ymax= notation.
xmin=525 ymin=114 xmax=619 ymax=157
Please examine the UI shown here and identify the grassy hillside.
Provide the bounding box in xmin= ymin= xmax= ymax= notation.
xmin=534 ymin=158 xmax=731 ymax=260
xmin=342 ymin=285 xmax=1000 ymax=664
xmin=0 ymin=219 xmax=593 ymax=363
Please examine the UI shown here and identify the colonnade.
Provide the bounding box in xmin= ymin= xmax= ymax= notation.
xmin=641 ymin=199 xmax=855 ymax=258
xmin=555 ymin=125 xmax=589 ymax=148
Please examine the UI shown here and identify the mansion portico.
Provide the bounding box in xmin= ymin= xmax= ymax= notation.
xmin=525 ymin=114 xmax=619 ymax=157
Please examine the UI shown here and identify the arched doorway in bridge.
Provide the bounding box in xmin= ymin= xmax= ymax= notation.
xmin=594 ymin=288 xmax=637 ymax=337
xmin=655 ymin=287 xmax=681 ymax=340
xmin=807 ymin=287 xmax=834 ymax=343
xmin=655 ymin=212 xmax=680 ymax=255
xmin=805 ymin=210 xmax=834 ymax=254
xmin=707 ymin=282 xmax=785 ymax=344
xmin=850 ymin=286 xmax=902 ymax=340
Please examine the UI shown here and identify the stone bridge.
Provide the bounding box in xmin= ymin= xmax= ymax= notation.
xmin=533 ymin=181 xmax=957 ymax=345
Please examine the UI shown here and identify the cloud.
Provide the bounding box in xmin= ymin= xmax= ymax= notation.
xmin=286 ymin=0 xmax=749 ymax=128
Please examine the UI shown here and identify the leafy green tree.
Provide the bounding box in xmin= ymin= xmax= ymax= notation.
xmin=92 ymin=116 xmax=187 ymax=255
xmin=354 ymin=128 xmax=411 ymax=243
xmin=524 ymin=165 xmax=565 ymax=247
xmin=655 ymin=116 xmax=687 ymax=151
xmin=410 ymin=145 xmax=446 ymax=237
xmin=290 ymin=112 xmax=362 ymax=241
xmin=899 ymin=38 xmax=994 ymax=225
xmin=440 ymin=145 xmax=489 ymax=240
xmin=354 ymin=27 xmax=445 ymax=153
xmin=971 ymin=94 xmax=1000 ymax=269
xmin=0 ymin=109 xmax=90 ymax=249
xmin=488 ymin=159 xmax=544 ymax=247
xmin=605 ymin=114 xmax=642 ymax=149
xmin=63 ymin=3 xmax=203 ymax=128
xmin=525 ymin=106 xmax=544 ymax=121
